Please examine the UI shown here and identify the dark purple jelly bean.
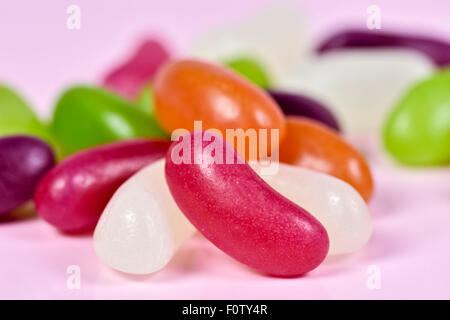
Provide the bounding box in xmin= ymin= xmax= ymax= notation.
xmin=268 ymin=90 xmax=341 ymax=132
xmin=317 ymin=29 xmax=450 ymax=67
xmin=0 ymin=136 xmax=55 ymax=216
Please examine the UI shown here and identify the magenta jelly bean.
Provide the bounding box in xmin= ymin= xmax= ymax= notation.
xmin=317 ymin=29 xmax=450 ymax=67
xmin=268 ymin=90 xmax=341 ymax=132
xmin=103 ymin=40 xmax=170 ymax=99
xmin=34 ymin=139 xmax=170 ymax=232
xmin=165 ymin=131 xmax=329 ymax=276
xmin=0 ymin=136 xmax=55 ymax=216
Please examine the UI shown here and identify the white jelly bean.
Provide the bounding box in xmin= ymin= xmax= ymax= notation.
xmin=94 ymin=159 xmax=196 ymax=274
xmin=279 ymin=49 xmax=434 ymax=136
xmin=251 ymin=162 xmax=372 ymax=255
xmin=190 ymin=2 xmax=310 ymax=83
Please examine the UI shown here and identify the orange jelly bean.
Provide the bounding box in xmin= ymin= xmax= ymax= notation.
xmin=153 ymin=59 xmax=286 ymax=159
xmin=279 ymin=116 xmax=374 ymax=202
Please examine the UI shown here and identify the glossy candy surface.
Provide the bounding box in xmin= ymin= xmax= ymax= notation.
xmin=94 ymin=159 xmax=195 ymax=274
xmin=317 ymin=29 xmax=450 ymax=67
xmin=0 ymin=136 xmax=55 ymax=216
xmin=190 ymin=2 xmax=310 ymax=83
xmin=165 ymin=131 xmax=329 ymax=276
xmin=51 ymin=86 xmax=167 ymax=156
xmin=251 ymin=162 xmax=372 ymax=255
xmin=268 ymin=90 xmax=340 ymax=132
xmin=154 ymin=59 xmax=286 ymax=159
xmin=34 ymin=139 xmax=170 ymax=232
xmin=279 ymin=117 xmax=374 ymax=202
xmin=0 ymin=84 xmax=53 ymax=143
xmin=103 ymin=40 xmax=170 ymax=99
xmin=383 ymin=70 xmax=450 ymax=166
xmin=280 ymin=49 xmax=434 ymax=135
xmin=224 ymin=57 xmax=272 ymax=88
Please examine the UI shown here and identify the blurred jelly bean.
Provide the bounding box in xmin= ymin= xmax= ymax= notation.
xmin=224 ymin=57 xmax=272 ymax=88
xmin=103 ymin=40 xmax=170 ymax=99
xmin=0 ymin=84 xmax=53 ymax=143
xmin=94 ymin=159 xmax=195 ymax=274
xmin=317 ymin=29 xmax=450 ymax=67
xmin=190 ymin=2 xmax=310 ymax=83
xmin=165 ymin=131 xmax=329 ymax=276
xmin=154 ymin=59 xmax=286 ymax=159
xmin=51 ymin=86 xmax=167 ymax=157
xmin=280 ymin=49 xmax=434 ymax=135
xmin=383 ymin=70 xmax=450 ymax=166
xmin=268 ymin=90 xmax=340 ymax=131
xmin=251 ymin=162 xmax=372 ymax=255
xmin=0 ymin=136 xmax=55 ymax=216
xmin=279 ymin=116 xmax=374 ymax=202
xmin=34 ymin=139 xmax=170 ymax=232
xmin=134 ymin=84 xmax=153 ymax=114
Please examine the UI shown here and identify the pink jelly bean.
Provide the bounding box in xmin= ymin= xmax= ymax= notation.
xmin=103 ymin=40 xmax=170 ymax=99
xmin=34 ymin=139 xmax=170 ymax=233
xmin=165 ymin=131 xmax=329 ymax=276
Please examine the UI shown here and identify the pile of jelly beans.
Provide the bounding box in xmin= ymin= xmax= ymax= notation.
xmin=1 ymin=5 xmax=449 ymax=277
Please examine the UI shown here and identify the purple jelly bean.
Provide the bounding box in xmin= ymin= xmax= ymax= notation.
xmin=268 ymin=90 xmax=341 ymax=132
xmin=0 ymin=136 xmax=55 ymax=216
xmin=317 ymin=29 xmax=450 ymax=67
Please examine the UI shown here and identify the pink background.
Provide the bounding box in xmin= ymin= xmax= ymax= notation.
xmin=1 ymin=0 xmax=450 ymax=299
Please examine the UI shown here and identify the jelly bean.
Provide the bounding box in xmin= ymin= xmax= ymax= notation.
xmin=224 ymin=57 xmax=272 ymax=88
xmin=0 ymin=136 xmax=55 ymax=216
xmin=0 ymin=84 xmax=53 ymax=143
xmin=268 ymin=90 xmax=340 ymax=132
xmin=153 ymin=59 xmax=286 ymax=159
xmin=51 ymin=86 xmax=167 ymax=157
xmin=34 ymin=139 xmax=170 ymax=232
xmin=165 ymin=131 xmax=329 ymax=276
xmin=190 ymin=2 xmax=310 ymax=83
xmin=251 ymin=162 xmax=372 ymax=255
xmin=317 ymin=29 xmax=450 ymax=67
xmin=279 ymin=116 xmax=374 ymax=202
xmin=94 ymin=159 xmax=195 ymax=274
xmin=383 ymin=70 xmax=450 ymax=166
xmin=103 ymin=40 xmax=170 ymax=99
xmin=280 ymin=49 xmax=434 ymax=135
xmin=134 ymin=84 xmax=153 ymax=114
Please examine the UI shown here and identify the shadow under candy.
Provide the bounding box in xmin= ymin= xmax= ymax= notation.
xmin=0 ymin=202 xmax=38 ymax=224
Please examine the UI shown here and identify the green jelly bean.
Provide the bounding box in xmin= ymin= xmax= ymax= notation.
xmin=383 ymin=70 xmax=450 ymax=166
xmin=51 ymin=86 xmax=168 ymax=157
xmin=224 ymin=57 xmax=272 ymax=88
xmin=134 ymin=84 xmax=153 ymax=114
xmin=0 ymin=84 xmax=53 ymax=142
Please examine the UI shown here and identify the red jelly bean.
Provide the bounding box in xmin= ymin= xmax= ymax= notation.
xmin=165 ymin=131 xmax=329 ymax=276
xmin=34 ymin=139 xmax=170 ymax=233
xmin=103 ymin=40 xmax=170 ymax=99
